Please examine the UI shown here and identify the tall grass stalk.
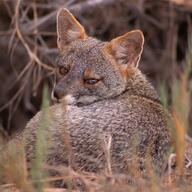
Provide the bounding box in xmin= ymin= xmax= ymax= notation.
xmin=30 ymin=85 xmax=51 ymax=191
xmin=160 ymin=36 xmax=192 ymax=176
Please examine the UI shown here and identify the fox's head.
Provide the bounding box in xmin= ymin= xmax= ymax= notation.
xmin=52 ymin=8 xmax=144 ymax=106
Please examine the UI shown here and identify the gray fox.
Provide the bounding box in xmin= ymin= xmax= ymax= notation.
xmin=12 ymin=8 xmax=171 ymax=177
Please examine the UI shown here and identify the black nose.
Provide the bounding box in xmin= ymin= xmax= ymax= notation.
xmin=53 ymin=90 xmax=60 ymax=100
xmin=53 ymin=86 xmax=64 ymax=100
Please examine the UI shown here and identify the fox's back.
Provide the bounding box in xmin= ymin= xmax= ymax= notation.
xmin=24 ymin=94 xmax=170 ymax=175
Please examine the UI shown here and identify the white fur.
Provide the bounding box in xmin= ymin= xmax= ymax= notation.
xmin=64 ymin=95 xmax=76 ymax=105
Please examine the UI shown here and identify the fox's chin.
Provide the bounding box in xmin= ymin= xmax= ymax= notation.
xmin=53 ymin=94 xmax=100 ymax=107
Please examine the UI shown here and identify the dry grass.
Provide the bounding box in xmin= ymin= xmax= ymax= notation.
xmin=0 ymin=0 xmax=192 ymax=191
xmin=0 ymin=0 xmax=192 ymax=133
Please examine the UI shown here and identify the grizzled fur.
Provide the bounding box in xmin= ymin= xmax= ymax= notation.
xmin=12 ymin=8 xmax=171 ymax=176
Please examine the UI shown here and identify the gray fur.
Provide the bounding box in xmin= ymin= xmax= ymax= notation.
xmin=11 ymin=9 xmax=171 ymax=178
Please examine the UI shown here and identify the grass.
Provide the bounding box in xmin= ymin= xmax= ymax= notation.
xmin=0 ymin=44 xmax=192 ymax=192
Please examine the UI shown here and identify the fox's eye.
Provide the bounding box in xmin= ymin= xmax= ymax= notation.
xmin=84 ymin=79 xmax=99 ymax=85
xmin=58 ymin=66 xmax=69 ymax=76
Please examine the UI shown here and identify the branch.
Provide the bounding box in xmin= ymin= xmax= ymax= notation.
xmin=15 ymin=0 xmax=54 ymax=71
xmin=22 ymin=0 xmax=117 ymax=33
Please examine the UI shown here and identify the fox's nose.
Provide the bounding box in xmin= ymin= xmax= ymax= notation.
xmin=53 ymin=86 xmax=64 ymax=100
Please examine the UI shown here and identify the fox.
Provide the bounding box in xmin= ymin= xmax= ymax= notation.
xmin=9 ymin=8 xmax=171 ymax=177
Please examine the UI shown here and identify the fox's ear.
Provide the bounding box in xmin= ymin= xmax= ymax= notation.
xmin=104 ymin=30 xmax=144 ymax=68
xmin=57 ymin=8 xmax=87 ymax=51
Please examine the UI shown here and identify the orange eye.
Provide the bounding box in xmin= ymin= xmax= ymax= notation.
xmin=84 ymin=79 xmax=99 ymax=85
xmin=58 ymin=66 xmax=69 ymax=76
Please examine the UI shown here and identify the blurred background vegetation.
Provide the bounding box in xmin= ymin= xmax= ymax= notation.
xmin=0 ymin=0 xmax=192 ymax=137
xmin=1 ymin=1 xmax=192 ymax=191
